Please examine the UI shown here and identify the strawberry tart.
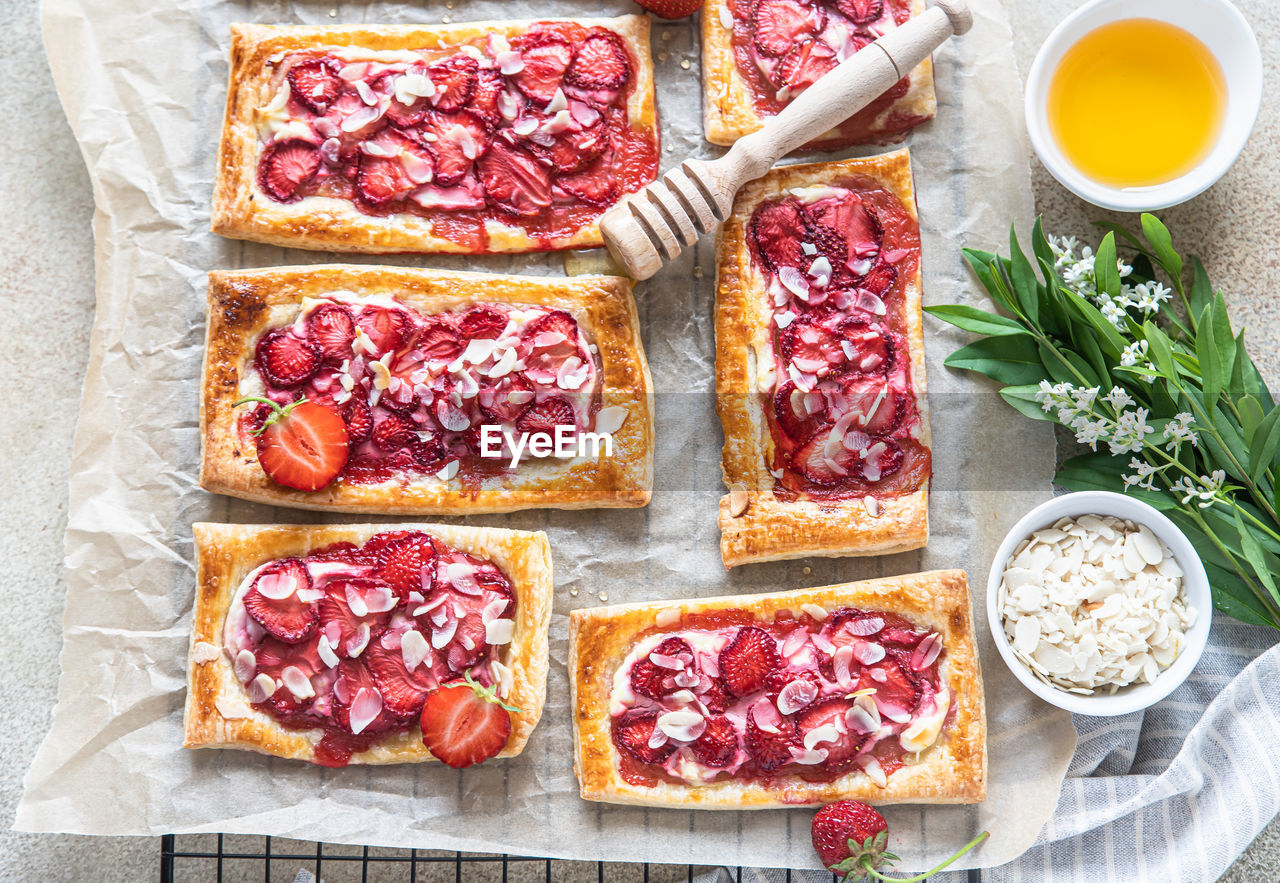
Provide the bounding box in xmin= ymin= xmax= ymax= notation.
xmin=185 ymin=522 xmax=553 ymax=767
xmin=715 ymin=150 xmax=931 ymax=567
xmin=701 ymin=0 xmax=935 ymax=149
xmin=199 ymin=265 xmax=654 ymax=515
xmin=570 ymin=571 xmax=986 ymax=807
xmin=212 ymin=17 xmax=659 ymax=253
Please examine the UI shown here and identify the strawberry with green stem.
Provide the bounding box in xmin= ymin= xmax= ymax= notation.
xmin=419 ymin=669 xmax=522 ymax=768
xmin=234 ymin=396 xmax=349 ymax=492
xmin=811 ymin=800 xmax=988 ymax=881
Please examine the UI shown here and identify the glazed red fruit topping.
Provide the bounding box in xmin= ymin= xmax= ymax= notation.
xmin=511 ymin=38 xmax=572 ymax=104
xmin=307 ymin=304 xmax=356 ymax=362
xmin=332 ymin=660 xmax=394 ymax=738
xmin=719 ymin=625 xmax=781 ymax=696
xmin=633 ymin=0 xmax=705 ymax=19
xmin=752 ymin=0 xmax=826 ymax=58
xmin=356 ymin=131 xmax=435 ymax=206
xmin=630 ymin=637 xmax=693 ymax=699
xmin=699 ymin=679 xmax=732 ymax=714
xmin=566 ymin=34 xmax=630 ymax=91
xmin=480 ymin=375 xmax=535 ymax=424
xmin=840 ymin=376 xmax=901 ymax=435
xmin=524 ymin=309 xmax=579 ymax=343
xmin=775 ymin=40 xmax=838 ymax=91
xmin=559 ymin=156 xmax=617 ymax=206
xmin=356 ymin=306 xmax=408 ymax=353
xmin=612 ymin=710 xmax=677 ymax=764
xmin=691 ymin=714 xmax=737 ymax=768
xmin=860 ymin=261 xmax=898 ymax=296
xmin=793 ymin=427 xmax=858 ymax=487
xmin=243 ymin=559 xmax=318 ymax=643
xmin=288 ymin=59 xmax=342 ymax=113
xmin=252 ymin=399 xmax=350 ymax=492
xmin=373 ymin=412 xmax=418 ymax=452
xmin=806 ymin=221 xmax=848 ymax=269
xmin=421 ymin=110 xmax=488 ymax=186
xmin=459 ymin=306 xmax=509 ymax=339
xmin=416 ymin=319 xmax=464 ymax=362
xmin=258 ymin=139 xmax=321 ymax=203
xmin=478 ymin=137 xmax=553 ymax=216
xmin=343 ymin=400 xmax=373 ymax=445
xmin=836 ymin=0 xmax=884 ymax=26
xmin=467 ymin=69 xmax=505 ymax=128
xmin=256 ymin=329 xmax=320 ymax=387
xmin=773 ymin=382 xmax=822 ymax=442
xmin=317 ymin=578 xmax=393 ymax=656
xmin=428 ymin=54 xmax=480 ymax=113
xmin=419 ymin=679 xmax=513 ymax=768
xmin=750 ymin=199 xmax=808 ymax=271
xmin=797 ymin=699 xmax=862 ymax=768
xmin=857 ymin=654 xmax=921 ymax=713
xmin=516 ymin=395 xmax=576 ymax=436
xmin=841 ymin=325 xmax=895 ymax=375
xmin=744 ymin=707 xmax=799 ymax=771
xmin=376 ymin=532 xmax=437 ymax=598
xmin=365 ymin=639 xmax=436 ymax=719
xmin=869 ymin=439 xmax=905 ymax=479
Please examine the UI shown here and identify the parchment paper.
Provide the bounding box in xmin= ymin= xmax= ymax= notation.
xmin=20 ymin=0 xmax=1077 ymax=870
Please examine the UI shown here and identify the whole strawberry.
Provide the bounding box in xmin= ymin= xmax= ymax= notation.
xmin=811 ymin=800 xmax=989 ymax=881
xmin=634 ymin=0 xmax=704 ymax=21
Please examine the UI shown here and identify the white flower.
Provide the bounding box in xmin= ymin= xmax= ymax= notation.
xmin=1108 ymin=407 xmax=1154 ymax=455
xmin=1100 ymin=299 xmax=1128 ymax=330
xmin=1171 ymin=470 xmax=1226 ymax=508
xmin=1071 ymin=386 xmax=1099 ymax=410
xmin=1122 ymin=457 xmax=1158 ymax=491
xmin=1120 ymin=340 xmax=1150 ymax=367
xmin=1163 ymin=412 xmax=1199 ymax=451
xmin=1103 ymin=386 xmax=1133 ymax=412
xmin=1117 ymin=259 xmax=1133 ymax=279
xmin=1073 ymin=418 xmax=1109 ymax=450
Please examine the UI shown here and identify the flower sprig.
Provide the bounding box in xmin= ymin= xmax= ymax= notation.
xmin=928 ymin=215 xmax=1280 ymax=632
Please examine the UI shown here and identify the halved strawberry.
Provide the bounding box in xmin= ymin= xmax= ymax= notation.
xmin=288 ymin=58 xmax=343 ymax=113
xmin=559 ymin=154 xmax=617 ymax=206
xmin=244 ymin=559 xmax=318 ymax=643
xmin=307 ymin=304 xmax=356 ymax=362
xmin=356 ymin=306 xmax=408 ymax=353
xmin=744 ymin=707 xmax=799 ymax=771
xmin=836 ymin=0 xmax=884 ymax=25
xmin=511 ymin=39 xmax=572 ymax=104
xmin=612 ymin=710 xmax=676 ymax=764
xmin=793 ymin=426 xmax=858 ymax=487
xmin=859 ymin=261 xmax=898 ymax=296
xmin=365 ymin=638 xmax=437 ymax=719
xmin=878 ymin=625 xmax=926 ymax=648
xmin=750 ymin=199 xmax=808 ymax=271
xmin=255 ymin=329 xmax=320 ymax=388
xmin=356 ymin=130 xmax=434 ymax=206
xmin=808 ymin=194 xmax=882 ymax=260
xmin=781 ymin=316 xmax=844 ymax=375
xmin=459 ymin=306 xmax=508 ymax=340
xmin=420 ymin=110 xmax=488 ymax=187
xmin=629 ymin=636 xmax=693 ymax=700
xmin=565 ymin=33 xmax=630 ymax=91
xmin=420 ymin=677 xmax=515 ymax=768
xmin=805 ymin=221 xmax=848 ymax=270
xmin=838 ymin=375 xmax=901 ymax=435
xmin=467 ymin=68 xmax=505 ymax=128
xmin=775 ymin=39 xmax=838 ymax=92
xmin=752 ymin=0 xmax=826 ymax=58
xmin=428 ymin=53 xmax=480 ymax=112
xmin=343 ymin=399 xmax=373 ymax=445
xmin=373 ymin=413 xmax=418 ymax=451
xmin=797 ymin=698 xmax=863 ymax=769
xmin=857 ymin=654 xmax=921 ymax=713
xmin=515 ymin=395 xmax=576 ymax=436
xmin=719 ymin=625 xmax=781 ymax=697
xmin=376 ymin=532 xmax=437 ymax=599
xmin=258 ymin=139 xmax=321 ymax=203
xmin=478 ymin=137 xmax=553 ymax=216
xmin=415 ymin=319 xmax=465 ymax=362
xmin=773 ymin=381 xmax=824 ymax=443
xmin=479 ymin=374 xmax=535 ymax=424
xmin=239 ymin=397 xmax=349 ymax=492
xmin=839 ymin=323 xmax=895 ymax=375
xmin=317 ymin=578 xmax=394 ymax=657
xmin=529 ymin=118 xmax=608 ymax=175
xmin=524 ymin=309 xmax=579 ymax=344
xmin=691 ymin=714 xmax=738 ymax=768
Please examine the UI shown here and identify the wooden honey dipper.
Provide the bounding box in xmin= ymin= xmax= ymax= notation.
xmin=600 ymin=0 xmax=972 ymax=280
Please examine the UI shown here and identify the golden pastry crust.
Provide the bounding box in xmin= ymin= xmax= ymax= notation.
xmin=715 ymin=149 xmax=930 ymax=567
xmin=199 ymin=264 xmax=654 ymax=514
xmin=570 ymin=569 xmax=986 ymax=808
xmin=700 ymin=0 xmax=935 ymax=148
xmin=184 ymin=521 xmax=553 ymax=765
xmin=212 ymin=17 xmax=658 ymax=253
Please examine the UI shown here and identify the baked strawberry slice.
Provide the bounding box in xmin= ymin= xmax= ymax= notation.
xmin=524 ymin=309 xmax=580 ymax=344
xmin=744 ymin=707 xmax=799 ymax=771
xmin=515 ymin=395 xmax=576 ymax=437
xmin=836 ymin=0 xmax=884 ymax=25
xmin=752 ymin=0 xmax=826 ymax=58
xmin=356 ymin=306 xmax=409 ymax=353
xmin=410 ymin=436 xmax=451 ymax=471
xmin=749 ymin=199 xmax=808 ymax=271
xmin=364 ymin=637 xmax=437 ymax=719
xmin=420 ymin=676 xmax=517 ymax=768
xmin=565 ymin=32 xmax=630 ymax=91
xmin=793 ymin=426 xmax=859 ymax=487
xmin=415 ymin=319 xmax=465 ymax=362
xmin=238 ymin=397 xmax=349 ymax=492
xmin=629 ymin=636 xmax=693 ymax=700
xmin=878 ymin=625 xmax=926 ymax=648
xmin=428 ymin=53 xmax=480 ymax=112
xmin=839 ymin=324 xmax=895 ymax=375
xmin=467 ymin=68 xmax=505 ymax=128
xmin=243 ymin=558 xmax=318 ymax=643
xmin=805 ymin=221 xmax=849 ymax=271
xmin=478 ymin=137 xmax=553 ymax=216
xmin=376 ymin=531 xmax=438 ymax=599
xmin=256 ymin=329 xmax=320 ymax=387
xmin=857 ymin=654 xmax=921 ymax=715
xmin=719 ymin=625 xmax=781 ymax=697
xmin=288 ymin=58 xmax=343 ymax=113
xmin=530 ymin=118 xmax=608 ymax=175
xmin=511 ymin=38 xmax=572 ymax=104
xmin=258 ymin=139 xmax=322 ymax=203
xmin=797 ymin=698 xmax=864 ymax=770
xmin=775 ymin=39 xmax=838 ymax=92
xmin=356 ymin=131 xmax=434 ymax=206
xmin=808 ymin=195 xmax=882 ymax=261
xmin=332 ymin=660 xmax=395 ymax=737
xmin=343 ymin=399 xmax=373 ymax=445
xmin=317 ymin=578 xmax=396 ymax=660
xmin=699 ymin=678 xmax=732 ymax=714
xmin=372 ymin=412 xmax=418 ymax=452
xmin=479 ymin=374 xmax=535 ymax=424
xmin=782 ymin=316 xmax=844 ymax=376
xmin=307 ymin=304 xmax=356 ymax=362
xmin=863 ymin=438 xmax=906 ymax=481
xmin=559 ymin=154 xmax=617 ymax=206
xmin=420 ymin=110 xmax=488 ymax=187
xmin=459 ymin=306 xmax=508 ymax=340
xmin=612 ymin=710 xmax=676 ymax=765
xmin=773 ymin=381 xmax=825 ymax=443
xmin=838 ymin=375 xmax=902 ymax=435
xmin=691 ymin=714 xmax=738 ymax=768
xmin=859 ymin=261 xmax=898 ymax=296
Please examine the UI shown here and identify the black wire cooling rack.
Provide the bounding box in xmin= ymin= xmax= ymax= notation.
xmin=160 ymin=835 xmax=986 ymax=881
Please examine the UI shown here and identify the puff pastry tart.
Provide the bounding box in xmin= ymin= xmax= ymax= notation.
xmin=212 ymin=17 xmax=659 ymax=254
xmin=715 ymin=149 xmax=930 ymax=568
xmin=570 ymin=570 xmax=985 ymax=808
xmin=185 ymin=522 xmax=553 ymax=767
xmin=200 ymin=265 xmax=653 ymax=514
xmin=701 ymin=0 xmax=935 ymax=149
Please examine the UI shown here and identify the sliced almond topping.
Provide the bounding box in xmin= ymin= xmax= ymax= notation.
xmin=728 ymin=483 xmax=749 ymax=517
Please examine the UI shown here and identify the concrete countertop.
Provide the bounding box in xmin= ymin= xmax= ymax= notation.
xmin=2 ymin=0 xmax=1276 ymax=878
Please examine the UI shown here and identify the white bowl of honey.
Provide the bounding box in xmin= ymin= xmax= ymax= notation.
xmin=1025 ymin=0 xmax=1261 ymax=212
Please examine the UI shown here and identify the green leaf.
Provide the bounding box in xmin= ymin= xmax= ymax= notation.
xmin=1210 ymin=405 xmax=1250 ymax=477
xmin=1233 ymin=510 xmax=1280 ymax=606
xmin=1140 ymin=214 xmax=1183 ymax=285
xmin=945 ymin=336 xmax=1048 ymax=386
xmin=983 ymin=258 xmax=1020 ymax=315
xmin=1031 ymin=216 xmax=1055 ymax=271
xmin=1196 ymin=302 xmax=1223 ymax=406
xmin=1009 ymin=225 xmax=1040 ymax=322
xmin=1040 ymin=342 xmax=1100 ymax=387
xmin=1200 ymin=558 xmax=1277 ymax=628
xmin=1188 ymin=257 xmax=1213 ymax=324
xmin=924 ymin=304 xmax=1027 ymax=336
xmin=1211 ymin=293 xmax=1238 ymax=390
xmin=962 ymin=248 xmax=999 ymax=296
xmin=1092 ymin=220 xmax=1148 ymax=254
xmin=1058 ymin=287 xmax=1127 ymax=359
xmin=1250 ymin=408 xmax=1280 ymax=485
xmin=1055 ymin=455 xmax=1178 ymax=511
xmin=1095 ymin=232 xmax=1122 ymax=299
xmin=1236 ymin=332 xmax=1276 ymax=410
xmin=1239 ymin=395 xmax=1265 ymax=447
xmin=1144 ymin=321 xmax=1179 ymax=380
xmin=1000 ymin=385 xmax=1055 ymax=422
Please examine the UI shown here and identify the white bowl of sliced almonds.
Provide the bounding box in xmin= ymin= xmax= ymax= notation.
xmin=986 ymin=491 xmax=1211 ymax=716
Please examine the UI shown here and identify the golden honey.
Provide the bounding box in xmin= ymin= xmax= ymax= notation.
xmin=1047 ymin=18 xmax=1227 ymax=188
